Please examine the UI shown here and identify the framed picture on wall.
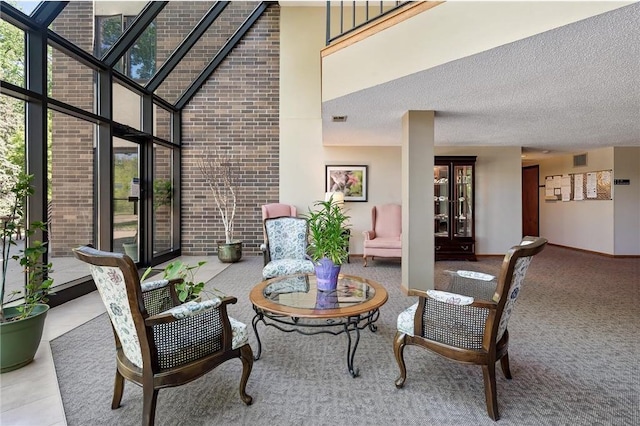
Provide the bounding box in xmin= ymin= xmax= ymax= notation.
xmin=325 ymin=165 xmax=368 ymax=202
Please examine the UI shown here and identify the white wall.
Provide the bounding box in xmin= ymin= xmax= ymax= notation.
xmin=613 ymin=147 xmax=640 ymax=255
xmin=280 ymin=7 xmax=523 ymax=257
xmin=539 ymin=148 xmax=616 ymax=254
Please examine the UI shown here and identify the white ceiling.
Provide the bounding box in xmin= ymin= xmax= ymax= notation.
xmin=321 ymin=3 xmax=640 ymax=159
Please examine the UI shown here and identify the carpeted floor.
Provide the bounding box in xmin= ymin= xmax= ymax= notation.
xmin=51 ymin=246 xmax=639 ymax=425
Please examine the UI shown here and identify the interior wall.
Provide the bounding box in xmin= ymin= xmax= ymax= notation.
xmin=613 ymin=147 xmax=640 ymax=255
xmin=538 ymin=147 xmax=615 ymax=254
xmin=280 ymin=6 xmax=523 ymax=257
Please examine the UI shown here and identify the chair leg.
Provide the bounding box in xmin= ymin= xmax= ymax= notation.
xmin=482 ymin=363 xmax=499 ymax=421
xmin=111 ymin=368 xmax=125 ymax=409
xmin=500 ymin=352 xmax=512 ymax=379
xmin=142 ymin=387 xmax=159 ymax=426
xmin=393 ymin=332 xmax=407 ymax=388
xmin=363 ymin=255 xmax=368 ymax=267
xmin=238 ymin=345 xmax=254 ymax=405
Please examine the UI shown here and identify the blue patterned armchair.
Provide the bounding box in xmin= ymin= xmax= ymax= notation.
xmin=394 ymin=236 xmax=547 ymax=421
xmin=72 ymin=246 xmax=254 ymax=426
xmin=261 ymin=217 xmax=315 ymax=280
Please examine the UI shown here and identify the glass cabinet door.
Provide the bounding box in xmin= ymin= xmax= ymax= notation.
xmin=454 ymin=165 xmax=473 ymax=238
xmin=434 ymin=165 xmax=449 ymax=237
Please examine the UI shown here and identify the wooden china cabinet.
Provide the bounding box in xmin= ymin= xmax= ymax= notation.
xmin=434 ymin=156 xmax=476 ymax=261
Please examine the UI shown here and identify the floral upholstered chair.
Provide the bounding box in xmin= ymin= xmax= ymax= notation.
xmin=261 ymin=217 xmax=315 ymax=280
xmin=394 ymin=236 xmax=547 ymax=421
xmin=72 ymin=246 xmax=254 ymax=426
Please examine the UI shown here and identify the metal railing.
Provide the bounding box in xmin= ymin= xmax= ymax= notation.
xmin=326 ymin=1 xmax=411 ymax=45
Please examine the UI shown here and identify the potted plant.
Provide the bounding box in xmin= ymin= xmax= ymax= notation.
xmin=141 ymin=259 xmax=210 ymax=303
xmin=198 ymin=147 xmax=242 ymax=263
xmin=122 ymin=231 xmax=138 ymax=263
xmin=1 ymin=173 xmax=54 ymax=372
xmin=304 ymin=195 xmax=350 ymax=291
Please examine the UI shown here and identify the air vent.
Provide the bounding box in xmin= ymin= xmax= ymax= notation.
xmin=573 ymin=153 xmax=587 ymax=167
xmin=332 ymin=115 xmax=347 ymax=122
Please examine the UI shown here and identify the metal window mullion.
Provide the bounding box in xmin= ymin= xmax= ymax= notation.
xmin=172 ymin=109 xmax=181 ymax=251
xmin=96 ymin=69 xmax=113 ymax=251
xmin=175 ymin=2 xmax=270 ymax=109
xmin=31 ymin=1 xmax=68 ymax=29
xmin=141 ymin=94 xmax=153 ymax=265
xmin=25 ymin=28 xmax=48 ymax=252
xmin=146 ymin=1 xmax=230 ymax=92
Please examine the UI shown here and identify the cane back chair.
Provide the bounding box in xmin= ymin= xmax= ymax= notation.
xmin=73 ymin=246 xmax=253 ymax=426
xmin=394 ymin=236 xmax=547 ymax=420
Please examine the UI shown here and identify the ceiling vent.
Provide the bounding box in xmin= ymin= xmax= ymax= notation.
xmin=573 ymin=153 xmax=587 ymax=167
xmin=332 ymin=115 xmax=347 ymax=122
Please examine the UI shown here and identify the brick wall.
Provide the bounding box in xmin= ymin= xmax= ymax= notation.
xmin=182 ymin=3 xmax=281 ymax=256
xmin=50 ymin=1 xmax=95 ymax=256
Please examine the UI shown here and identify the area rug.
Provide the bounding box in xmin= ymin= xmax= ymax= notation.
xmin=51 ymin=248 xmax=639 ymax=425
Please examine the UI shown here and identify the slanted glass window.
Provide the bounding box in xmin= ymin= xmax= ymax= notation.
xmin=95 ymin=15 xmax=156 ymax=83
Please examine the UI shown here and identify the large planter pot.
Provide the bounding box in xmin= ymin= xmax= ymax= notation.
xmin=217 ymin=240 xmax=242 ymax=263
xmin=315 ymin=257 xmax=341 ymax=292
xmin=122 ymin=242 xmax=138 ymax=262
xmin=1 ymin=304 xmax=49 ymax=373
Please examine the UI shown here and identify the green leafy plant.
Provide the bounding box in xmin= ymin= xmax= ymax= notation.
xmin=1 ymin=173 xmax=53 ymax=322
xmin=304 ymin=196 xmax=350 ymax=265
xmin=141 ymin=260 xmax=207 ymax=303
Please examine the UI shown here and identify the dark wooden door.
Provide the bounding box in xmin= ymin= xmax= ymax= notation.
xmin=522 ymin=165 xmax=539 ymax=237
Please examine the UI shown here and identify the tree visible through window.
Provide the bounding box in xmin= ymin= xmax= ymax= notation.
xmin=95 ymin=15 xmax=156 ymax=82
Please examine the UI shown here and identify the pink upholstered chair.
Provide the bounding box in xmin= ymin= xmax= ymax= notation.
xmin=362 ymin=204 xmax=402 ymax=266
xmin=261 ymin=203 xmax=297 ymax=221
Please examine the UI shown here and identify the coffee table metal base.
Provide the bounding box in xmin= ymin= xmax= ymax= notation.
xmin=251 ymin=307 xmax=381 ymax=378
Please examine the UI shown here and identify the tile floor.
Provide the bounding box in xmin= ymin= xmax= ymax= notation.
xmin=0 ymin=256 xmax=231 ymax=426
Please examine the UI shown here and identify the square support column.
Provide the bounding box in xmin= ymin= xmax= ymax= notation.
xmin=401 ymin=110 xmax=434 ymax=293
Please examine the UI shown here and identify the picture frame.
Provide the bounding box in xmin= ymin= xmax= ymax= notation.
xmin=325 ymin=165 xmax=368 ymax=202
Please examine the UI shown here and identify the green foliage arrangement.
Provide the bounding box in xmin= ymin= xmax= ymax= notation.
xmin=1 ymin=174 xmax=53 ymax=322
xmin=141 ymin=260 xmax=207 ymax=303
xmin=304 ymin=196 xmax=350 ymax=265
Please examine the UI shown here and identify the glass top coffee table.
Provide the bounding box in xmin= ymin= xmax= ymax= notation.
xmin=249 ymin=273 xmax=388 ymax=377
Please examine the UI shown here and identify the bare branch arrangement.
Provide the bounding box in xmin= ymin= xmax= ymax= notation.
xmin=197 ymin=147 xmax=237 ymax=244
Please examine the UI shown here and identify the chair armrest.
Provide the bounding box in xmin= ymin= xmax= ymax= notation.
xmin=261 ymin=243 xmax=270 ymax=265
xmin=363 ymin=230 xmax=375 ymax=240
xmin=145 ymin=296 xmax=236 ymax=325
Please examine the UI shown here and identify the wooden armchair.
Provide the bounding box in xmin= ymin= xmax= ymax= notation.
xmin=72 ymin=246 xmax=253 ymax=426
xmin=393 ymin=236 xmax=547 ymax=420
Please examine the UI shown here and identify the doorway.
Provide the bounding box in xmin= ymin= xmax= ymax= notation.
xmin=522 ymin=165 xmax=540 ymax=237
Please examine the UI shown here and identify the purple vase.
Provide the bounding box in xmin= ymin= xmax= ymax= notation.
xmin=315 ymin=257 xmax=341 ymax=292
xmin=315 ymin=290 xmax=339 ymax=309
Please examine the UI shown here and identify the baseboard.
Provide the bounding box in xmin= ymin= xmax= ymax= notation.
xmin=547 ymin=243 xmax=640 ymax=258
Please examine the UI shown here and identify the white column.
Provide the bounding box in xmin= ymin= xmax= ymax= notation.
xmin=401 ymin=111 xmax=435 ymax=293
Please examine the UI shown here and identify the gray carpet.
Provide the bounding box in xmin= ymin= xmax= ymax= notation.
xmin=51 ymin=247 xmax=639 ymax=425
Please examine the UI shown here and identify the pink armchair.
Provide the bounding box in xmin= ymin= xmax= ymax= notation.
xmin=362 ymin=204 xmax=402 ymax=266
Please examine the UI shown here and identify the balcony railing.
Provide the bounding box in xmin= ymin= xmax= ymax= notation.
xmin=326 ymin=1 xmax=411 ymax=45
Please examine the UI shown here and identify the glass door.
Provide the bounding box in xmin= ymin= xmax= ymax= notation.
xmin=113 ymin=137 xmax=140 ymax=262
xmin=434 ymin=165 xmax=449 ymax=237
xmin=454 ymin=165 xmax=473 ymax=238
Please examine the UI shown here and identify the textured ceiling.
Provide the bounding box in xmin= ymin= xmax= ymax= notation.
xmin=322 ymin=3 xmax=640 ymax=158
